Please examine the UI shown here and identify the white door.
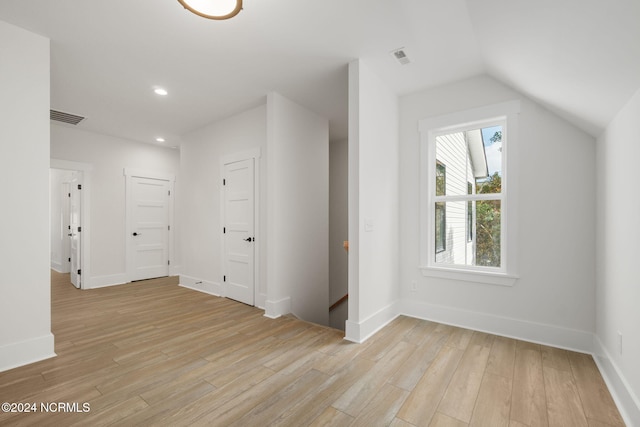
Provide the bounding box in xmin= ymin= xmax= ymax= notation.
xmin=69 ymin=175 xmax=82 ymax=288
xmin=129 ymin=177 xmax=170 ymax=281
xmin=223 ymin=159 xmax=255 ymax=305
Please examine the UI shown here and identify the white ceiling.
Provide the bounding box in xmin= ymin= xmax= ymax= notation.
xmin=1 ymin=0 xmax=638 ymax=146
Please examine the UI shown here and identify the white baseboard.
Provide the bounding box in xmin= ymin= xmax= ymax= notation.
xmin=50 ymin=261 xmax=64 ymax=273
xmin=179 ymin=275 xmax=221 ymax=296
xmin=89 ymin=273 xmax=128 ymax=289
xmin=170 ymin=264 xmax=181 ymax=277
xmin=593 ymin=336 xmax=640 ymax=426
xmin=255 ymin=292 xmax=267 ymax=310
xmin=343 ymin=298 xmax=594 ymax=353
xmin=0 ymin=333 xmax=56 ymax=373
xmin=401 ymin=299 xmax=594 ymax=353
xmin=264 ymin=297 xmax=291 ymax=319
xmin=345 ymin=300 xmax=401 ymax=343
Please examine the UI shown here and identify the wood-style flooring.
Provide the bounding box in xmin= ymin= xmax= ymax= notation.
xmin=0 ymin=271 xmax=625 ymax=426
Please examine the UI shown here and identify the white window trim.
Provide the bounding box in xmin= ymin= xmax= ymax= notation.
xmin=419 ymin=101 xmax=520 ymax=286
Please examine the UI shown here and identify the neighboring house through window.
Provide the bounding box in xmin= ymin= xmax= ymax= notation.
xmin=419 ymin=101 xmax=520 ymax=286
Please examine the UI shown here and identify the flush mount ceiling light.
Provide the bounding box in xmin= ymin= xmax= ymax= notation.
xmin=154 ymin=87 xmax=168 ymax=96
xmin=177 ymin=0 xmax=243 ymax=20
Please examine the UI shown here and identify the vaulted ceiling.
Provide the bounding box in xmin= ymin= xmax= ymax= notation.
xmin=1 ymin=0 xmax=638 ymax=146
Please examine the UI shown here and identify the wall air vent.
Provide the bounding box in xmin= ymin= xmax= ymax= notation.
xmin=50 ymin=109 xmax=85 ymax=125
xmin=390 ymin=47 xmax=411 ymax=65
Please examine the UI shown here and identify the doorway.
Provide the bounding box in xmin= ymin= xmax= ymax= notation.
xmin=50 ymin=159 xmax=91 ymax=289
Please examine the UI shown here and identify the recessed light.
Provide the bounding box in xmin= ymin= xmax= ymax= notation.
xmin=156 ymin=137 xmax=165 ymax=143
xmin=154 ymin=87 xmax=168 ymax=96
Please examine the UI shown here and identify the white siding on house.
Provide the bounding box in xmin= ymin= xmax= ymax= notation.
xmin=435 ymin=132 xmax=473 ymax=265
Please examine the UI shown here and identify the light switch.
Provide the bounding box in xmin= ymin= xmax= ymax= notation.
xmin=364 ymin=218 xmax=374 ymax=232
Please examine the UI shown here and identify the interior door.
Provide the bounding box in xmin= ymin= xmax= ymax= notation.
xmin=130 ymin=177 xmax=170 ymax=281
xmin=223 ymin=159 xmax=255 ymax=305
xmin=69 ymin=174 xmax=82 ymax=288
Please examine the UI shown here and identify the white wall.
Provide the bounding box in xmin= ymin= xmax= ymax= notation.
xmin=346 ymin=60 xmax=400 ymax=342
xmin=51 ymin=124 xmax=180 ymax=287
xmin=179 ymin=105 xmax=268 ymax=304
xmin=50 ymin=169 xmax=74 ymax=272
xmin=0 ymin=20 xmax=54 ymax=371
xmin=400 ymin=75 xmax=596 ymax=350
xmin=595 ymin=87 xmax=640 ymax=424
xmin=266 ymin=92 xmax=329 ymax=326
xmin=329 ymin=138 xmax=349 ymax=330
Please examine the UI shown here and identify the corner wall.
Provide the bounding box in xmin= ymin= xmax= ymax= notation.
xmin=346 ymin=60 xmax=400 ymax=342
xmin=329 ymin=138 xmax=349 ymax=330
xmin=399 ymin=75 xmax=597 ymax=351
xmin=0 ymin=20 xmax=54 ymax=371
xmin=179 ymin=105 xmax=268 ymax=304
xmin=595 ymin=87 xmax=640 ymax=424
xmin=266 ymin=92 xmax=329 ymax=326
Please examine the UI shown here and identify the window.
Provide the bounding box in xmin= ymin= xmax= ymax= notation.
xmin=419 ymin=101 xmax=520 ymax=286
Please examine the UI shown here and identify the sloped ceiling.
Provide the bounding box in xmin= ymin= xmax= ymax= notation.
xmin=467 ymin=0 xmax=640 ymax=137
xmin=0 ymin=0 xmax=638 ymax=146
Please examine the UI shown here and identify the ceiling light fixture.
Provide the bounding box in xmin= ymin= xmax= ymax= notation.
xmin=156 ymin=137 xmax=166 ymax=143
xmin=154 ymin=87 xmax=168 ymax=96
xmin=177 ymin=0 xmax=243 ymax=20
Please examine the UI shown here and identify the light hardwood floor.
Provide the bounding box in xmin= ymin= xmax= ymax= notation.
xmin=0 ymin=271 xmax=625 ymax=426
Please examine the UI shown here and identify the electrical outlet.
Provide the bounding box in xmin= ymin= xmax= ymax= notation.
xmin=618 ymin=331 xmax=623 ymax=355
xmin=410 ymin=280 xmax=417 ymax=292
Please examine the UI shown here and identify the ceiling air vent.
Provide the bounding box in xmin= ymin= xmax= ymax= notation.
xmin=50 ymin=109 xmax=85 ymax=125
xmin=390 ymin=47 xmax=411 ymax=65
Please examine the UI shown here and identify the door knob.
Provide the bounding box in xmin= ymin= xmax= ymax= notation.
xmin=133 ymin=232 xmax=140 ymax=236
xmin=244 ymin=237 xmax=253 ymax=242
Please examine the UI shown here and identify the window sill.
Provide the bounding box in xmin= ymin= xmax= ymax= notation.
xmin=419 ymin=266 xmax=518 ymax=287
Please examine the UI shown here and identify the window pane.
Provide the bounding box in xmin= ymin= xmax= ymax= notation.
xmin=467 ymin=200 xmax=473 ymax=242
xmin=435 ymin=125 xmax=502 ymax=196
xmin=435 ymin=202 xmax=445 ymax=253
xmin=435 ymin=133 xmax=467 ymax=196
xmin=475 ymin=199 xmax=501 ymax=267
xmin=436 ymin=162 xmax=446 ymax=196
xmin=434 ymin=201 xmax=465 ymax=265
xmin=434 ymin=200 xmax=501 ymax=268
xmin=475 ymin=125 xmax=502 ymax=194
